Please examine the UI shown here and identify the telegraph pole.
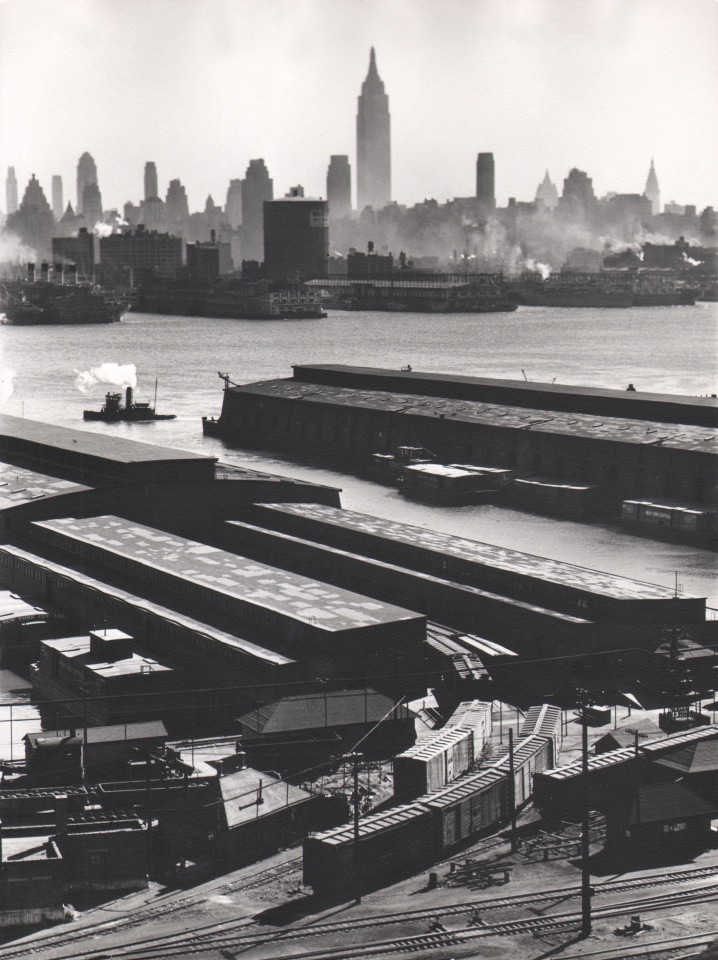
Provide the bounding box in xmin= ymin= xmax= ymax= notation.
xmin=580 ymin=707 xmax=592 ymax=937
xmin=350 ymin=751 xmax=363 ymax=904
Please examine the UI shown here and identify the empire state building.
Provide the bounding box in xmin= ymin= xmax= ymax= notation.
xmin=356 ymin=48 xmax=391 ymax=212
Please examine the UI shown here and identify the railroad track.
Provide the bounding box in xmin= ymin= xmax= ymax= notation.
xmin=9 ymin=868 xmax=717 ymax=960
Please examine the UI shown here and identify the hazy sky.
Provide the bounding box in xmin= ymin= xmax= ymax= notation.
xmin=1 ymin=0 xmax=716 ymax=215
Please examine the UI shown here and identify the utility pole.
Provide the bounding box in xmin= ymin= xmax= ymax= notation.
xmin=508 ymin=728 xmax=517 ymax=852
xmin=350 ymin=751 xmax=363 ymax=904
xmin=580 ymin=710 xmax=592 ymax=937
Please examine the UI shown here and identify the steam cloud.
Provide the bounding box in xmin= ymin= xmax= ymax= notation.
xmin=75 ymin=362 xmax=137 ymax=394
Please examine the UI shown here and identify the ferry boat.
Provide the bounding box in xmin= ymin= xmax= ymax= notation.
xmin=83 ymin=384 xmax=176 ymax=422
xmin=1 ymin=280 xmax=128 ymax=325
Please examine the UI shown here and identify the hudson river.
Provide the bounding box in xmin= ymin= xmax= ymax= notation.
xmin=0 ymin=303 xmax=716 ymax=753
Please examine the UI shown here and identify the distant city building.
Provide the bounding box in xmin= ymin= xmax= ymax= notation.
xmin=76 ymin=152 xmax=97 ymax=215
xmin=51 ymin=175 xmax=63 ymax=220
xmin=263 ymin=186 xmax=329 ymax=280
xmin=5 ymin=174 xmax=55 ymax=258
xmin=241 ymin=159 xmax=273 ymax=262
xmin=225 ymin=178 xmax=243 ymax=229
xmin=52 ymin=227 xmax=95 ymax=280
xmin=535 ymin=170 xmax=559 ymax=210
xmin=165 ymin=178 xmax=190 ymax=235
xmin=356 ymin=47 xmax=391 ymax=212
xmin=5 ymin=166 xmax=18 ymax=215
xmin=140 ymin=195 xmax=166 ymax=231
xmin=558 ymin=168 xmax=597 ymax=221
xmin=604 ymin=193 xmax=652 ymax=229
xmin=562 ymin=247 xmax=604 ymax=273
xmin=475 ymin=153 xmax=496 ymax=214
xmin=82 ymin=182 xmax=103 ymax=229
xmin=643 ymin=159 xmax=661 ymax=216
xmin=144 ymin=161 xmax=158 ymax=201
xmin=347 ymin=242 xmax=393 ymax=278
xmin=99 ymin=225 xmax=183 ymax=284
xmin=203 ymin=194 xmax=223 ymax=239
xmin=327 ymin=155 xmax=352 ymax=219
xmin=186 ymin=238 xmax=233 ymax=280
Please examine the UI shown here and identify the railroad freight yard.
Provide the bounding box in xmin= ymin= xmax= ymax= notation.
xmin=0 ymin=375 xmax=716 ymax=960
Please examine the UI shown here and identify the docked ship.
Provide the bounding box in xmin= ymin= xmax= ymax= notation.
xmin=134 ymin=277 xmax=327 ymax=319
xmin=508 ymin=270 xmax=696 ymax=308
xmin=0 ymin=279 xmax=128 ymax=325
xmin=307 ymin=273 xmax=517 ymax=313
xmin=84 ymin=385 xmax=176 ymax=422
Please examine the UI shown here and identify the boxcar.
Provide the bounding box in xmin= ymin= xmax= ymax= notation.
xmin=393 ymin=725 xmax=477 ymax=800
xmin=519 ymin=704 xmax=563 ymax=766
xmin=444 ymin=699 xmax=493 ymax=745
xmin=303 ymin=801 xmax=432 ymax=898
xmin=491 ymin=734 xmax=554 ymax=808
xmin=424 ymin=767 xmax=508 ymax=855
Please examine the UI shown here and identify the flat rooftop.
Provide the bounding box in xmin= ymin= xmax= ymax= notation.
xmin=0 ymin=413 xmax=214 ymax=466
xmin=0 ymin=589 xmax=48 ymax=620
xmin=233 ymin=380 xmax=716 ymax=454
xmin=0 ymin=544 xmax=295 ymax=667
xmin=42 ymin=635 xmax=174 ymax=678
xmin=0 ymin=461 xmax=91 ymax=508
xmin=261 ymin=502 xmax=694 ymax=602
xmin=2 ymin=836 xmax=59 ymax=861
xmin=35 ymin=515 xmax=423 ymax=635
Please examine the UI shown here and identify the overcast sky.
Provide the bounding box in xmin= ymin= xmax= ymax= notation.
xmin=1 ymin=0 xmax=716 ymax=216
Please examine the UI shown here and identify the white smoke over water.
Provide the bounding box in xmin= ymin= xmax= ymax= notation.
xmin=75 ymin=363 xmax=137 ymax=394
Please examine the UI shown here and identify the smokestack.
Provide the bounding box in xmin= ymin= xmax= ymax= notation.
xmin=40 ymin=262 xmax=49 ymax=282
xmin=126 ymin=386 xmax=133 ymax=408
xmin=27 ymin=263 xmax=35 ymax=283
xmin=67 ymin=263 xmax=77 ymax=284
xmin=210 ymin=229 xmax=216 ymax=244
xmin=55 ymin=793 xmax=69 ymax=838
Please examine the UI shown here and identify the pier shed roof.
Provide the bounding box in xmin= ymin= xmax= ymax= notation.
xmin=261 ymin=502 xmax=693 ymax=602
xmin=0 ymin=461 xmax=91 ymax=508
xmin=234 ymin=380 xmax=717 ymax=455
xmin=34 ymin=515 xmax=423 ymax=636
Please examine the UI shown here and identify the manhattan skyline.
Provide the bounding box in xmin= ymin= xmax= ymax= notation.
xmin=0 ymin=0 xmax=717 ymax=217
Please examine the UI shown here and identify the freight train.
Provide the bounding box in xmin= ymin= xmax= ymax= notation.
xmin=303 ymin=703 xmax=562 ymax=898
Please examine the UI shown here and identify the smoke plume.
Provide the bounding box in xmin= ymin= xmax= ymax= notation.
xmin=75 ymin=362 xmax=137 ymax=394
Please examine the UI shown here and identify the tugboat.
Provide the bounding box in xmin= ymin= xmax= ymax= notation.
xmin=83 ymin=383 xmax=176 ymax=422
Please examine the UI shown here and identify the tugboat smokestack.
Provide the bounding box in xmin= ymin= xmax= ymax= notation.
xmin=126 ymin=386 xmax=133 ymax=408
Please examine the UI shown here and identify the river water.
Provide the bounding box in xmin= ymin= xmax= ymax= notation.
xmin=0 ymin=303 xmax=716 ymax=754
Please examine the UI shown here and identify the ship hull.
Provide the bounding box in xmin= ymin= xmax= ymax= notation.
xmin=1 ymin=282 xmax=127 ymax=325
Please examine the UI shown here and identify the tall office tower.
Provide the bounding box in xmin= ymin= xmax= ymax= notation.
xmin=51 ymin=175 xmax=63 ymax=220
xmin=535 ymin=170 xmax=558 ymax=210
xmin=165 ymin=178 xmax=190 ymax=232
xmin=326 ymin=155 xmax=352 ymax=219
xmin=263 ymin=186 xmax=329 ymax=280
xmin=475 ymin=153 xmax=496 ymax=214
xmin=5 ymin=174 xmax=55 ymax=256
xmin=225 ymin=179 xmax=243 ymax=229
xmin=144 ymin=162 xmax=159 ymax=200
xmin=643 ymin=158 xmax=660 ymax=215
xmin=356 ymin=47 xmax=391 ymax=212
xmin=6 ymin=166 xmax=18 ymax=215
xmin=82 ymin=182 xmax=103 ymax=228
xmin=241 ymin=159 xmax=273 ymax=261
xmin=76 ymin=152 xmax=98 ymax=215
xmin=558 ymin=168 xmax=596 ymax=221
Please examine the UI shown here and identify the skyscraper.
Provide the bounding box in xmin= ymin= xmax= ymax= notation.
xmin=165 ymin=178 xmax=190 ymax=233
xmin=535 ymin=170 xmax=558 ymax=210
xmin=356 ymin=48 xmax=391 ymax=212
xmin=225 ymin=179 xmax=243 ymax=229
xmin=326 ymin=155 xmax=352 ymax=220
xmin=82 ymin=182 xmax=103 ymax=228
xmin=475 ymin=153 xmax=496 ymax=214
xmin=558 ymin=168 xmax=596 ymax=221
xmin=643 ymin=159 xmax=660 ymax=216
xmin=241 ymin=159 xmax=273 ymax=262
xmin=6 ymin=166 xmax=18 ymax=215
xmin=76 ymin=152 xmax=97 ymax=215
xmin=5 ymin=174 xmax=55 ymax=256
xmin=51 ymin=175 xmax=63 ymax=220
xmin=263 ymin=186 xmax=328 ymax=280
xmin=144 ymin=162 xmax=159 ymax=200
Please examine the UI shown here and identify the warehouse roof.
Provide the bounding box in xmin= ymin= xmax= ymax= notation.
xmin=34 ymin=515 xmax=423 ymax=635
xmin=233 ymin=379 xmax=717 ymax=454
xmin=0 ymin=461 xmax=91 ymax=508
xmin=218 ymin=767 xmax=312 ymax=829
xmin=261 ymin=502 xmax=693 ymax=601
xmin=237 ymin=688 xmax=409 ymax=734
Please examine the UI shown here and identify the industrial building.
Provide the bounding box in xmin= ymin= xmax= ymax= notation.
xmin=263 ymin=187 xmax=329 ymax=280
